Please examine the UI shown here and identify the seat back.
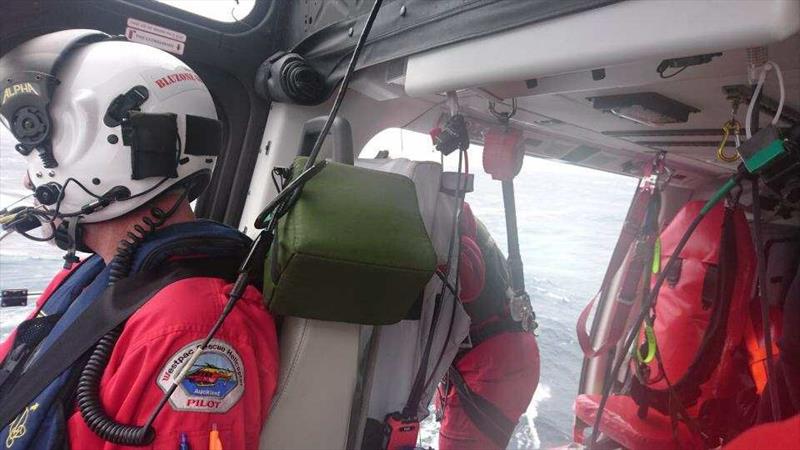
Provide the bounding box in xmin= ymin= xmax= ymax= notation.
xmin=260 ymin=157 xmax=470 ymax=449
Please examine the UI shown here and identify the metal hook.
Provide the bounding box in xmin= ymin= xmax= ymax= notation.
xmin=446 ymin=91 xmax=460 ymax=117
xmin=717 ymin=120 xmax=741 ymax=163
xmin=488 ymin=98 xmax=517 ymax=125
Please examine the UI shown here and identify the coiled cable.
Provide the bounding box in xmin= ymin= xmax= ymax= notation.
xmin=76 ymin=189 xmax=188 ymax=446
xmin=279 ymin=55 xmax=326 ymax=105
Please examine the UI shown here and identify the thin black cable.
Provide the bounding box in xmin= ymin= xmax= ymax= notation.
xmin=751 ymin=177 xmax=781 ymax=421
xmin=400 ymin=100 xmax=447 ymax=130
xmin=304 ymin=0 xmax=383 ymax=169
xmin=659 ymin=65 xmax=688 ymax=79
xmin=424 ymin=149 xmax=470 ymax=388
xmin=52 ymin=177 xmax=171 ymax=219
xmin=404 ymin=147 xmax=464 ymax=417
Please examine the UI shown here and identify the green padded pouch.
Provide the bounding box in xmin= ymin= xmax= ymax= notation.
xmin=263 ymin=157 xmax=437 ymax=324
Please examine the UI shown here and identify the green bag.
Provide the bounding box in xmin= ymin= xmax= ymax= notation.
xmin=263 ymin=157 xmax=437 ymax=324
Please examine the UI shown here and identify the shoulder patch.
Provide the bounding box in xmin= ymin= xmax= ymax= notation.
xmin=157 ymin=339 xmax=244 ymax=413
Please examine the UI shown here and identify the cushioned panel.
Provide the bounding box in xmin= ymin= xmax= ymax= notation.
xmin=260 ymin=318 xmax=361 ymax=450
xmin=357 ymin=158 xmax=444 ymax=260
xmin=574 ymin=394 xmax=704 ymax=450
xmin=265 ymin=158 xmax=437 ymax=324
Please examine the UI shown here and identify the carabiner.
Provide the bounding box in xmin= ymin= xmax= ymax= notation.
xmin=488 ymin=98 xmax=517 ymax=125
xmin=636 ymin=322 xmax=657 ymax=364
xmin=716 ymin=120 xmax=740 ymax=163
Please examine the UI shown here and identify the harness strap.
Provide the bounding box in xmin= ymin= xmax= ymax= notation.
xmin=448 ymin=366 xmax=516 ymax=448
xmin=0 ymin=259 xmax=237 ymax=429
xmin=468 ymin=319 xmax=525 ymax=349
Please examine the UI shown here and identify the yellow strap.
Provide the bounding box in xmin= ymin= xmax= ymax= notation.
xmin=652 ymin=237 xmax=661 ymax=274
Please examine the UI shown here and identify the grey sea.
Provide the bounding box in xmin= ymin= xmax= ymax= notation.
xmin=0 ymin=128 xmax=636 ymax=448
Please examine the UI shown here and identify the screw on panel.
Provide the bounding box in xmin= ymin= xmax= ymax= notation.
xmin=47 ymin=170 xmax=55 ymax=177
xmin=348 ymin=27 xmax=354 ymax=37
xmin=400 ymin=5 xmax=406 ymax=16
xmin=35 ymin=171 xmax=43 ymax=178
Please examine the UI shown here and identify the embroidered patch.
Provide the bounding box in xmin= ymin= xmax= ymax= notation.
xmin=157 ymin=339 xmax=244 ymax=413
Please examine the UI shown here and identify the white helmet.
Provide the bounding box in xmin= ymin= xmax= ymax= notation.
xmin=0 ymin=30 xmax=221 ymax=224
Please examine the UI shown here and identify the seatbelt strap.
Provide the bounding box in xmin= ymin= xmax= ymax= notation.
xmin=0 ymin=260 xmax=236 ymax=429
xmin=448 ymin=366 xmax=516 ymax=449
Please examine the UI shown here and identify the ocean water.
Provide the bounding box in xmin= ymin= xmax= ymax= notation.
xmin=0 ymin=128 xmax=637 ymax=448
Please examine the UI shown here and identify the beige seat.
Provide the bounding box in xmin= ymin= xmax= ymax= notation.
xmin=259 ymin=157 xmax=470 ymax=450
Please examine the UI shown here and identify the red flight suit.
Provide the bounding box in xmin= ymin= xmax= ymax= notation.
xmin=437 ymin=204 xmax=540 ymax=450
xmin=0 ymin=263 xmax=279 ymax=450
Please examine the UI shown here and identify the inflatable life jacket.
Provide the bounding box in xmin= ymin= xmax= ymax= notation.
xmin=631 ymin=201 xmax=756 ymax=418
xmin=574 ymin=201 xmax=756 ymax=450
xmin=0 ymin=221 xmax=250 ymax=449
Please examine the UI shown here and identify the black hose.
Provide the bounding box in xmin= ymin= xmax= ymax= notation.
xmin=76 ymin=191 xmax=187 ymax=446
xmin=303 ymin=0 xmax=383 ymax=169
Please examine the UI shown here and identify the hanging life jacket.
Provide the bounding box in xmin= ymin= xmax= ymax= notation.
xmin=0 ymin=220 xmax=251 ymax=449
xmin=630 ymin=202 xmax=755 ymax=427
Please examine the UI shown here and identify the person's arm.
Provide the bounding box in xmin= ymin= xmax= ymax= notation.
xmin=67 ymin=281 xmax=279 ymax=449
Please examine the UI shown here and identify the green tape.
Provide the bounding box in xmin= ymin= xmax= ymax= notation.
xmin=743 ymin=139 xmax=785 ymax=174
xmin=652 ymin=238 xmax=661 ymax=274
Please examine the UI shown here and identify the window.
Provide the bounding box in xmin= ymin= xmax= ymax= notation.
xmin=154 ymin=0 xmax=256 ymax=23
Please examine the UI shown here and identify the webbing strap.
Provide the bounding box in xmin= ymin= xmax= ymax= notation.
xmin=467 ymin=319 xmax=524 ymax=349
xmin=448 ymin=366 xmax=516 ymax=448
xmin=0 ymin=260 xmax=236 ymax=429
xmin=576 ymin=180 xmax=656 ymax=358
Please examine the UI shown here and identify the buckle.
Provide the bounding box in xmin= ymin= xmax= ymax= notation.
xmin=509 ymin=290 xmax=537 ymax=332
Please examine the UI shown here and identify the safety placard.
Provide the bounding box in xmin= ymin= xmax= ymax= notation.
xmin=126 ymin=18 xmax=186 ymax=55
xmin=127 ymin=18 xmax=186 ymax=42
xmin=126 ymin=28 xmax=185 ymax=55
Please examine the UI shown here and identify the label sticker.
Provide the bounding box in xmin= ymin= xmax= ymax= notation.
xmin=143 ymin=67 xmax=206 ymax=101
xmin=157 ymin=339 xmax=244 ymax=413
xmin=126 ymin=28 xmax=185 ymax=55
xmin=127 ymin=18 xmax=186 ymax=42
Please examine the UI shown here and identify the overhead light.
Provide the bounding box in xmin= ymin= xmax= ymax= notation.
xmin=589 ymin=92 xmax=700 ymax=127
